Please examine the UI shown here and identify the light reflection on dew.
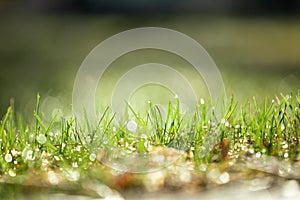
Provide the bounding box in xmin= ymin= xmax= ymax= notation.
xmin=89 ymin=153 xmax=96 ymax=161
xmin=127 ymin=120 xmax=137 ymax=132
xmin=54 ymin=156 xmax=60 ymax=161
xmin=72 ymin=162 xmax=78 ymax=168
xmin=22 ymin=147 xmax=35 ymax=161
xmin=5 ymin=153 xmax=13 ymax=163
xmin=11 ymin=149 xmax=18 ymax=156
xmin=48 ymin=171 xmax=59 ymax=185
xmin=282 ymin=143 xmax=288 ymax=149
xmin=8 ymin=169 xmax=16 ymax=177
xmin=255 ymin=152 xmax=261 ymax=158
xmin=37 ymin=134 xmax=47 ymax=144
xmin=200 ymin=98 xmax=205 ymax=105
xmin=219 ymin=172 xmax=230 ymax=184
xmin=76 ymin=145 xmax=82 ymax=152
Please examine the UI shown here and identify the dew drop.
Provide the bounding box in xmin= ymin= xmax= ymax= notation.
xmin=11 ymin=149 xmax=18 ymax=156
xmin=255 ymin=152 xmax=261 ymax=158
xmin=282 ymin=143 xmax=288 ymax=149
xmin=37 ymin=134 xmax=47 ymax=144
xmin=5 ymin=153 xmax=13 ymax=162
xmin=27 ymin=150 xmax=34 ymax=160
xmin=89 ymin=153 xmax=96 ymax=161
xmin=22 ymin=148 xmax=35 ymax=161
xmin=8 ymin=169 xmax=16 ymax=177
xmin=219 ymin=172 xmax=230 ymax=184
xmin=76 ymin=145 xmax=81 ymax=152
xmin=127 ymin=120 xmax=137 ymax=132
xmin=48 ymin=171 xmax=59 ymax=185
xmin=200 ymin=98 xmax=205 ymax=105
xmin=72 ymin=162 xmax=78 ymax=168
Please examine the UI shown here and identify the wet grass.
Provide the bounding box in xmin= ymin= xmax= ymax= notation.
xmin=0 ymin=92 xmax=300 ymax=199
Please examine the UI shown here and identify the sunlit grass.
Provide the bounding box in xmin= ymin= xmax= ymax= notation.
xmin=0 ymin=92 xmax=300 ymax=198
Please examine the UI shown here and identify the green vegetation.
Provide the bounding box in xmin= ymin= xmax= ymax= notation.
xmin=0 ymin=92 xmax=300 ymax=199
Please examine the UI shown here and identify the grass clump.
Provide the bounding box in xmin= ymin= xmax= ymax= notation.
xmin=0 ymin=92 xmax=300 ymax=198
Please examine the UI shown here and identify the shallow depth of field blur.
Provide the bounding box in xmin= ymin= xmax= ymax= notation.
xmin=0 ymin=1 xmax=300 ymax=199
xmin=1 ymin=0 xmax=300 ymax=118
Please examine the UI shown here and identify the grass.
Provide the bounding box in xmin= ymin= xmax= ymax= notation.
xmin=0 ymin=92 xmax=300 ymax=199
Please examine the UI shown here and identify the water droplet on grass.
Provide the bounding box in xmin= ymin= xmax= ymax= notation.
xmin=72 ymin=162 xmax=78 ymax=168
xmin=200 ymin=98 xmax=205 ymax=105
xmin=76 ymin=145 xmax=81 ymax=152
xmin=48 ymin=171 xmax=59 ymax=185
xmin=22 ymin=147 xmax=35 ymax=161
xmin=11 ymin=149 xmax=18 ymax=156
xmin=5 ymin=153 xmax=12 ymax=162
xmin=256 ymin=152 xmax=262 ymax=158
xmin=37 ymin=134 xmax=47 ymax=144
xmin=8 ymin=169 xmax=16 ymax=177
xmin=127 ymin=120 xmax=137 ymax=132
xmin=219 ymin=172 xmax=230 ymax=184
xmin=89 ymin=153 xmax=96 ymax=161
xmin=282 ymin=143 xmax=288 ymax=149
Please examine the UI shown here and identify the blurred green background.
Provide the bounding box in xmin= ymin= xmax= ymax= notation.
xmin=0 ymin=0 xmax=300 ymax=117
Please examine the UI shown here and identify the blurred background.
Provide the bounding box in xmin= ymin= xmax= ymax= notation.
xmin=0 ymin=0 xmax=300 ymax=118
